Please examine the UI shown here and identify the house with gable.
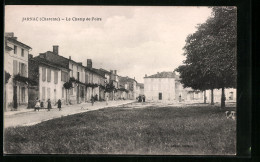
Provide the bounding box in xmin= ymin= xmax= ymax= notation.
xmin=33 ymin=45 xmax=86 ymax=105
xmin=4 ymin=33 xmax=32 ymax=111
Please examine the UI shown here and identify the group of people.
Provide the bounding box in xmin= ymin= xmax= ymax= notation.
xmin=34 ymin=97 xmax=62 ymax=111
xmin=137 ymin=95 xmax=146 ymax=102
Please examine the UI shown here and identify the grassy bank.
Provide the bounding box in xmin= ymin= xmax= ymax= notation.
xmin=4 ymin=105 xmax=236 ymax=155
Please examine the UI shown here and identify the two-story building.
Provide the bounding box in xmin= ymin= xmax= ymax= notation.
xmin=85 ymin=59 xmax=106 ymax=101
xmin=4 ymin=33 xmax=32 ymax=111
xmin=34 ymin=46 xmax=86 ymax=105
xmin=118 ymin=76 xmax=137 ymax=100
xmin=28 ymin=55 xmax=70 ymax=107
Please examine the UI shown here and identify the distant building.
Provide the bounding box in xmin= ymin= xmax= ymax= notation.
xmin=136 ymin=83 xmax=144 ymax=96
xmin=4 ymin=33 xmax=32 ymax=111
xmin=206 ymin=88 xmax=236 ymax=103
xmin=118 ymin=76 xmax=137 ymax=100
xmin=144 ymin=72 xmax=177 ymax=101
xmin=85 ymin=62 xmax=106 ymax=101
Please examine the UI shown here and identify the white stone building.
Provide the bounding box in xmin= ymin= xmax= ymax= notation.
xmin=4 ymin=33 xmax=32 ymax=111
xmin=144 ymin=72 xmax=176 ymax=101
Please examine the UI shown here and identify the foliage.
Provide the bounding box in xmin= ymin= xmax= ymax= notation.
xmin=13 ymin=74 xmax=37 ymax=85
xmin=118 ymin=88 xmax=129 ymax=93
xmin=105 ymin=82 xmax=116 ymax=93
xmin=63 ymin=81 xmax=73 ymax=89
xmin=176 ymin=7 xmax=237 ymax=107
xmin=85 ymin=83 xmax=99 ymax=88
xmin=5 ymin=71 xmax=11 ymax=84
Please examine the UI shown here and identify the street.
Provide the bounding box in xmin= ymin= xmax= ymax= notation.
xmin=4 ymin=100 xmax=134 ymax=128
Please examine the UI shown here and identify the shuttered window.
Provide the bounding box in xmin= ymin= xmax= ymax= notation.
xmin=85 ymin=74 xmax=88 ymax=83
xmin=14 ymin=45 xmax=17 ymax=54
xmin=13 ymin=60 xmax=18 ymax=75
xmin=54 ymin=71 xmax=58 ymax=84
xmin=42 ymin=67 xmax=46 ymax=81
xmin=21 ymin=49 xmax=24 ymax=57
xmin=47 ymin=68 xmax=51 ymax=82
xmin=42 ymin=87 xmax=45 ymax=101
xmin=47 ymin=88 xmax=50 ymax=100
xmin=61 ymin=71 xmax=68 ymax=82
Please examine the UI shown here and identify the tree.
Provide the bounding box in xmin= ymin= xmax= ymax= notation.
xmin=176 ymin=7 xmax=237 ymax=108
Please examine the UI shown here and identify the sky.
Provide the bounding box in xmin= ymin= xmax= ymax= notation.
xmin=5 ymin=6 xmax=212 ymax=83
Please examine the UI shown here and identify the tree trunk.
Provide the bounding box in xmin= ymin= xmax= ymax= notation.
xmin=221 ymin=87 xmax=226 ymax=108
xmin=211 ymin=89 xmax=214 ymax=105
xmin=204 ymin=90 xmax=206 ymax=104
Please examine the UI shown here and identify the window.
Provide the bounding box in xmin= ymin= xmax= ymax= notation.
xmin=62 ymin=87 xmax=64 ymax=98
xmin=47 ymin=69 xmax=51 ymax=82
xmin=77 ymin=72 xmax=80 ymax=81
xmin=61 ymin=71 xmax=68 ymax=82
xmin=42 ymin=87 xmax=45 ymax=101
xmin=13 ymin=60 xmax=18 ymax=75
xmin=54 ymin=71 xmax=58 ymax=84
xmin=21 ymin=49 xmax=24 ymax=57
xmin=47 ymin=88 xmax=50 ymax=100
xmin=14 ymin=45 xmax=17 ymax=54
xmin=42 ymin=67 xmax=46 ymax=81
xmin=85 ymin=74 xmax=88 ymax=83
xmin=19 ymin=63 xmax=27 ymax=77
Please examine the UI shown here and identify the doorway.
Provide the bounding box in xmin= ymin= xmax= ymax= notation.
xmin=159 ymin=92 xmax=162 ymax=100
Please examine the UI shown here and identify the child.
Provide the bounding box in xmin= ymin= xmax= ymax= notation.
xmin=91 ymin=96 xmax=95 ymax=106
xmin=35 ymin=97 xmax=40 ymax=111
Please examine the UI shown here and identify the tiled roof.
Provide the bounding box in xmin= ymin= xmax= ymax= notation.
xmin=31 ymin=57 xmax=69 ymax=70
xmin=6 ymin=37 xmax=32 ymax=49
xmin=137 ymin=83 xmax=144 ymax=88
xmin=85 ymin=67 xmax=106 ymax=78
xmin=145 ymin=71 xmax=176 ymax=78
xmin=119 ymin=76 xmax=137 ymax=83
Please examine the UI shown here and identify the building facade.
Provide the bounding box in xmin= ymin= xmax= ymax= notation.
xmin=4 ymin=33 xmax=32 ymax=111
xmin=28 ymin=56 xmax=70 ymax=107
xmin=144 ymin=72 xmax=177 ymax=101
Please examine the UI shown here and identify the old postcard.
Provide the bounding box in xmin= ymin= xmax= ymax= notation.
xmin=4 ymin=6 xmax=237 ymax=155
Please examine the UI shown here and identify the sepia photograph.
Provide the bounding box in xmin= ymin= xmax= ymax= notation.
xmin=3 ymin=5 xmax=237 ymax=155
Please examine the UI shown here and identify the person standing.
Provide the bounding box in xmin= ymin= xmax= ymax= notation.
xmin=143 ymin=95 xmax=146 ymax=102
xmin=57 ymin=99 xmax=62 ymax=111
xmin=91 ymin=95 xmax=94 ymax=106
xmin=106 ymin=95 xmax=109 ymax=105
xmin=34 ymin=97 xmax=40 ymax=111
xmin=47 ymin=99 xmax=52 ymax=111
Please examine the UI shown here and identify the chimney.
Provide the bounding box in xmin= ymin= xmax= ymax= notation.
xmin=28 ymin=54 xmax=33 ymax=59
xmin=110 ymin=70 xmax=113 ymax=73
xmin=145 ymin=74 xmax=147 ymax=77
xmin=157 ymin=72 xmax=159 ymax=74
xmin=69 ymin=56 xmax=71 ymax=60
xmin=53 ymin=45 xmax=59 ymax=55
xmin=87 ymin=59 xmax=92 ymax=68
xmin=5 ymin=32 xmax=14 ymax=38
xmin=114 ymin=70 xmax=117 ymax=75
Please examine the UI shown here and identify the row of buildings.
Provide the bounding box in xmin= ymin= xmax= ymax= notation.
xmin=4 ymin=33 xmax=144 ymax=111
xmin=143 ymin=71 xmax=236 ymax=103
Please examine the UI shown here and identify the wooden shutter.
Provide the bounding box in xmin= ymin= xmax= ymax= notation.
xmin=47 ymin=88 xmax=50 ymax=99
xmin=13 ymin=60 xmax=18 ymax=75
xmin=42 ymin=87 xmax=45 ymax=100
xmin=42 ymin=67 xmax=46 ymax=81
xmin=47 ymin=69 xmax=51 ymax=82
xmin=54 ymin=71 xmax=58 ymax=84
